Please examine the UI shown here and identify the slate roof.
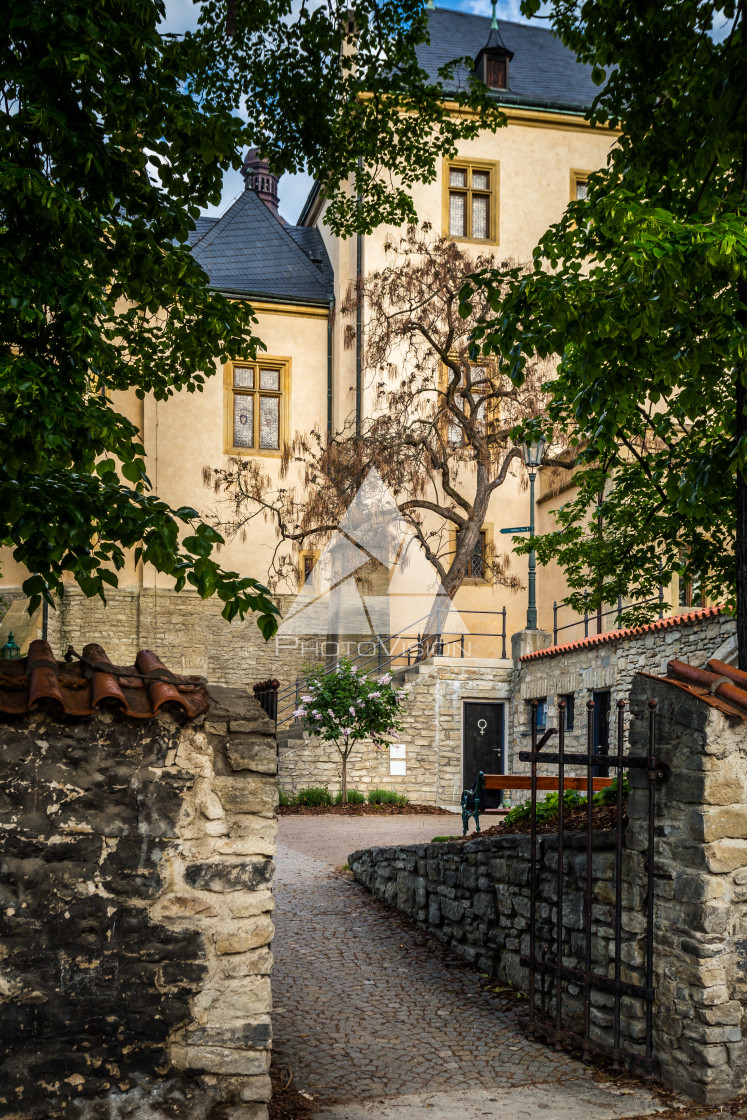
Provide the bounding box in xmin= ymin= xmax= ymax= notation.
xmin=188 ymin=216 xmax=218 ymax=245
xmin=191 ymin=188 xmax=333 ymax=305
xmin=0 ymin=641 xmax=210 ymax=720
xmin=520 ymin=606 xmax=724 ymax=662
xmin=299 ymin=7 xmax=598 ymax=225
xmin=418 ymin=7 xmax=599 ymax=112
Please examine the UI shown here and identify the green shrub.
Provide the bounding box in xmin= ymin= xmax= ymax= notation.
xmin=367 ymin=788 xmax=409 ymax=807
xmin=278 ymin=789 xmax=296 ymax=807
xmin=503 ymin=775 xmax=629 ymax=827
xmin=593 ymin=774 xmax=629 ymax=806
xmin=334 ymin=789 xmax=366 ymax=805
xmin=430 ymin=835 xmax=458 ymax=843
xmin=295 ymin=786 xmax=333 ymax=807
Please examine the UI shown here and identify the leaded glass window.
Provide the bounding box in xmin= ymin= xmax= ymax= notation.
xmin=457 ymin=529 xmax=486 ymax=579
xmin=230 ymin=361 xmax=285 ymax=452
xmin=575 ymin=179 xmax=588 ymax=200
xmin=447 ymin=163 xmax=493 ymax=241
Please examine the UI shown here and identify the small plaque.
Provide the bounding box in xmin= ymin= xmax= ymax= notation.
xmin=390 ymin=760 xmax=406 ymax=776
xmin=390 ymin=744 xmax=406 ymax=760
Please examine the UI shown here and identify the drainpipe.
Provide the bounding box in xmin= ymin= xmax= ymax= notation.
xmin=355 ymin=156 xmax=363 ymax=435
xmin=327 ymin=298 xmax=334 ymax=439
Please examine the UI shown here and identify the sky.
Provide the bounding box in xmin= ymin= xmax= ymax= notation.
xmin=160 ymin=0 xmax=548 ymax=225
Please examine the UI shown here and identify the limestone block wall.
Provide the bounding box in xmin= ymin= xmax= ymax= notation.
xmin=43 ymin=586 xmax=319 ymax=688
xmin=278 ymin=658 xmax=513 ymax=805
xmin=0 ymin=686 xmax=277 ymax=1120
xmin=627 ymin=674 xmax=747 ymax=1103
xmin=508 ymin=610 xmax=735 ymax=778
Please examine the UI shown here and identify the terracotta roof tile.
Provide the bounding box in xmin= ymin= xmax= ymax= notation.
xmin=0 ymin=641 xmax=210 ymax=720
xmin=520 ymin=606 xmax=725 ymax=663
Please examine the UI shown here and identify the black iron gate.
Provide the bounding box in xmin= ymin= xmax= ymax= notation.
xmin=518 ymin=696 xmax=666 ymax=1074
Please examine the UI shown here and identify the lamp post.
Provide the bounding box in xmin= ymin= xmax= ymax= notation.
xmin=1 ymin=632 xmax=20 ymax=660
xmin=521 ymin=436 xmax=546 ymax=630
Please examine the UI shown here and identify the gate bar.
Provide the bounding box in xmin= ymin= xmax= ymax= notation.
xmin=519 ymin=751 xmax=656 ymax=770
xmin=528 ymin=699 xmax=538 ymax=1040
xmin=583 ymin=698 xmax=595 ymax=1058
xmin=555 ymin=699 xmax=566 ymax=1049
xmin=613 ymin=699 xmax=625 ymax=1066
xmin=646 ymin=699 xmax=658 ymax=1073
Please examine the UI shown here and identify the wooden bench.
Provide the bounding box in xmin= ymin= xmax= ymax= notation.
xmin=485 ymin=775 xmax=614 ymax=793
xmin=461 ymin=772 xmax=614 ymax=835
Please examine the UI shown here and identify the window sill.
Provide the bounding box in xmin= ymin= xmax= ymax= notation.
xmin=225 ymin=447 xmax=284 ymax=458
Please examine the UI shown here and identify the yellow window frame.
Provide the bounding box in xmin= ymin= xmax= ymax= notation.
xmin=224 ymin=358 xmax=291 ymax=456
xmin=442 ymin=158 xmax=500 ymax=245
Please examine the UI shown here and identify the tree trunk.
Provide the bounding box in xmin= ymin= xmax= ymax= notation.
xmin=737 ymin=354 xmax=747 ymax=671
xmin=341 ymin=749 xmax=348 ymax=805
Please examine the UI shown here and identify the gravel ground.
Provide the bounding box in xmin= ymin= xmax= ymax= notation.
xmin=277 ymin=812 xmax=461 ymax=867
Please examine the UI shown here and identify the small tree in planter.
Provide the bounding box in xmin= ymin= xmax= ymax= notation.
xmin=293 ymin=658 xmax=406 ymax=805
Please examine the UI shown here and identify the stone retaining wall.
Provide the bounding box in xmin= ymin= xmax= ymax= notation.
xmin=350 ymin=669 xmax=747 ymax=1105
xmin=349 ymin=831 xmax=647 ymax=1055
xmin=42 ymin=586 xmax=320 ymax=688
xmin=0 ymin=685 xmax=277 ymax=1120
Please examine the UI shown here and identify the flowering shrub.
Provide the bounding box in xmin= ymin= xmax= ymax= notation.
xmin=294 ymin=658 xmax=407 ymax=803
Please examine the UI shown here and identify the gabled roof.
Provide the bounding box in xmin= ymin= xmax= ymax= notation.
xmin=191 ymin=188 xmax=333 ymax=306
xmin=418 ymin=7 xmax=599 ymax=112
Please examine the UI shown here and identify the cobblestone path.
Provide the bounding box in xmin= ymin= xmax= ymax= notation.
xmin=271 ymin=836 xmax=662 ymax=1115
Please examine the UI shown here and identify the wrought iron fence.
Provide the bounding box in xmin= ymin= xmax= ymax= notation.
xmin=518 ymin=696 xmax=667 ymax=1073
xmin=552 ymin=588 xmax=665 ymax=646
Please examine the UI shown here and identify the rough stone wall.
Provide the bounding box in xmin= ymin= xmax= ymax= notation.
xmin=0 ymin=686 xmax=277 ymax=1120
xmin=44 ymin=586 xmax=320 ymax=688
xmin=508 ymin=612 xmax=735 ymax=782
xmin=278 ymin=658 xmax=512 ymax=805
xmin=349 ymin=669 xmax=747 ymax=1105
xmin=627 ymin=674 xmax=747 ymax=1103
xmin=349 ymin=832 xmax=648 ymax=1058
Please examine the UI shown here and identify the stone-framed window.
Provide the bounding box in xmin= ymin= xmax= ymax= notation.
xmin=225 ymin=358 xmax=290 ymax=455
xmin=559 ymin=692 xmax=575 ymax=731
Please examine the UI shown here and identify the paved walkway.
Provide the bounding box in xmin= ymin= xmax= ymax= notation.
xmin=272 ymin=816 xmax=672 ymax=1120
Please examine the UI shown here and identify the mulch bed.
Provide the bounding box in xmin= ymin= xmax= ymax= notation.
xmin=277 ymin=803 xmax=452 ymax=816
xmin=439 ymin=800 xmax=625 ymax=842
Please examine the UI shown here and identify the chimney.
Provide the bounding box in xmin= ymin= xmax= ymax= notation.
xmin=242 ymin=148 xmax=281 ymax=219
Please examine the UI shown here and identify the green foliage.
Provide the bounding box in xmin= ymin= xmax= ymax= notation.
xmin=334 ymin=789 xmax=366 ymax=805
xmin=503 ymin=776 xmax=629 ymax=826
xmin=278 ymin=789 xmax=296 ymax=807
xmin=192 ymin=1 xmax=504 ymax=236
xmin=466 ymin=0 xmax=747 ymax=657
xmin=430 ymin=835 xmax=458 ymax=843
xmin=594 ymin=775 xmax=629 ymax=807
xmin=367 ymin=788 xmax=409 ymax=806
xmin=294 ymin=659 xmax=406 ymax=756
xmin=1 ymin=0 xmax=278 ymax=632
xmin=2 ymin=0 xmax=502 ymax=631
xmin=295 ymin=786 xmax=333 ymax=807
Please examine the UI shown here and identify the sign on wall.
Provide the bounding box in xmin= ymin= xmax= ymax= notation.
xmin=390 ymin=744 xmax=406 ymax=776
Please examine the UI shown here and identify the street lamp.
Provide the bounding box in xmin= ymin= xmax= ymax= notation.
xmin=0 ymin=631 xmax=20 ymax=660
xmin=521 ymin=436 xmax=546 ymax=630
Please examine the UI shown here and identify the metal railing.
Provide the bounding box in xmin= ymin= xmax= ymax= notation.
xmin=552 ymin=588 xmax=665 ymax=646
xmin=269 ymin=606 xmax=508 ymax=730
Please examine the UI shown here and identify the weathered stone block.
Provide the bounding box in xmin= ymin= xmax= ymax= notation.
xmin=184 ymin=860 xmax=274 ymax=893
xmin=214 ymin=775 xmax=278 ymax=817
xmin=226 ymin=738 xmax=277 ymax=776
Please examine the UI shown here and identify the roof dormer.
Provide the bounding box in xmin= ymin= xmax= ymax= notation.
xmin=474 ymin=3 xmax=513 ymax=91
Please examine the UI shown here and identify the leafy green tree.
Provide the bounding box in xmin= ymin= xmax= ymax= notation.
xmin=466 ymin=0 xmax=747 ymax=666
xmin=2 ymin=0 xmax=500 ymax=635
xmin=293 ymin=659 xmax=405 ymax=803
